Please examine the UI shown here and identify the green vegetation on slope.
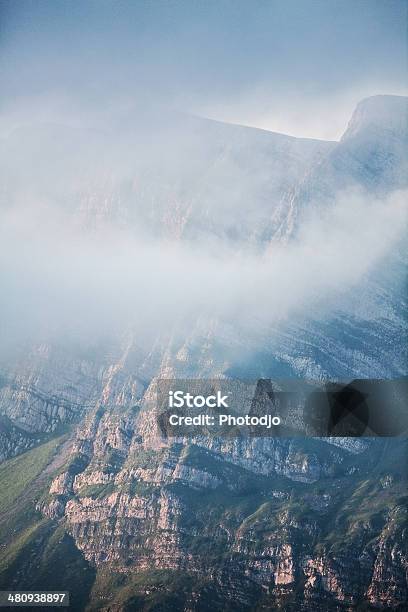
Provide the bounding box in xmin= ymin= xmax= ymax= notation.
xmin=0 ymin=434 xmax=95 ymax=610
xmin=0 ymin=435 xmax=66 ymax=543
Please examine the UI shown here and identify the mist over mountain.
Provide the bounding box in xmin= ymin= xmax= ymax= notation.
xmin=0 ymin=96 xmax=407 ymax=362
xmin=0 ymin=94 xmax=407 ymax=611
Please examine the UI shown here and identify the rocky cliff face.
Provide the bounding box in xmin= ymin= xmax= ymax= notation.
xmin=26 ymin=347 xmax=405 ymax=610
xmin=35 ymin=410 xmax=406 ymax=610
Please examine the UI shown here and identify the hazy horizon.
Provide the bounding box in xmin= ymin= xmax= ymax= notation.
xmin=1 ymin=0 xmax=407 ymax=139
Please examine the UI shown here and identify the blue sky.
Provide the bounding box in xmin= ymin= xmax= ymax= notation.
xmin=1 ymin=0 xmax=407 ymax=138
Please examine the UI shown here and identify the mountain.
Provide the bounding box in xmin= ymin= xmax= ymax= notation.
xmin=0 ymin=95 xmax=407 ymax=610
xmin=0 ymin=110 xmax=333 ymax=244
xmin=274 ymin=95 xmax=408 ymax=238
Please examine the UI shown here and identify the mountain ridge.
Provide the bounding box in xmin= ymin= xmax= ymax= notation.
xmin=0 ymin=94 xmax=407 ymax=610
